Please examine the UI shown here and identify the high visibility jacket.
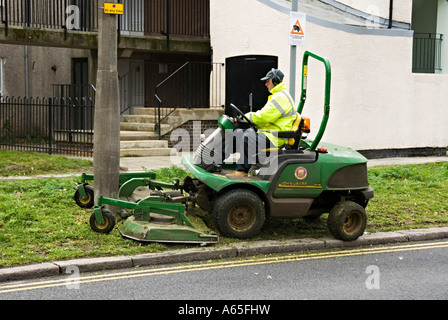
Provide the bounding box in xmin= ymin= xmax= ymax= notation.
xmin=246 ymin=82 xmax=297 ymax=147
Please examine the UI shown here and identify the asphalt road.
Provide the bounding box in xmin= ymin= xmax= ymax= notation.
xmin=1 ymin=239 xmax=447 ymax=304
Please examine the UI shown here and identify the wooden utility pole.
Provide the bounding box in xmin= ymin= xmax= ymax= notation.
xmin=93 ymin=1 xmax=121 ymax=205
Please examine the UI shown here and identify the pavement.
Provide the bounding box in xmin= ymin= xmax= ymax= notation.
xmin=1 ymin=152 xmax=448 ymax=283
xmin=119 ymin=152 xmax=448 ymax=171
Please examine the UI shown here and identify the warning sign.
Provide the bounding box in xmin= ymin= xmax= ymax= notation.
xmin=289 ymin=12 xmax=306 ymax=46
xmin=291 ymin=19 xmax=304 ymax=35
xmin=104 ymin=3 xmax=124 ymax=15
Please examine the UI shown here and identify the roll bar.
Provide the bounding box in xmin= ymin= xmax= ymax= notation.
xmin=297 ymin=51 xmax=331 ymax=152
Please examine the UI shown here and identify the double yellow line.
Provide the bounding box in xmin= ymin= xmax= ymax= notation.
xmin=1 ymin=240 xmax=447 ymax=294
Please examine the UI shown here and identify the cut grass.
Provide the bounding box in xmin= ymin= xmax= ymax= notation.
xmin=0 ymin=150 xmax=93 ymax=176
xmin=0 ymin=151 xmax=447 ymax=267
xmin=364 ymin=162 xmax=448 ymax=231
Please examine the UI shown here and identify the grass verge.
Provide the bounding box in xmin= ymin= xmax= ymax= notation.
xmin=0 ymin=150 xmax=93 ymax=177
xmin=0 ymin=152 xmax=447 ymax=267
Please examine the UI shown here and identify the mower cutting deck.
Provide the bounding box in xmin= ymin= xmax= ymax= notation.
xmin=75 ymin=173 xmax=219 ymax=244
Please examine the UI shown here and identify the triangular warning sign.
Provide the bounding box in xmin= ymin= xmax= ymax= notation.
xmin=291 ymin=19 xmax=304 ymax=35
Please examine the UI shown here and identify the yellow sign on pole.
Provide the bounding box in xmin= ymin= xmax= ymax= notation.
xmin=104 ymin=3 xmax=124 ymax=15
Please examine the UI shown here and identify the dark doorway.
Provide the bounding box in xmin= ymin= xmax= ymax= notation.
xmin=225 ymin=55 xmax=278 ymax=116
xmin=71 ymin=58 xmax=92 ymax=130
xmin=73 ymin=58 xmax=89 ymax=98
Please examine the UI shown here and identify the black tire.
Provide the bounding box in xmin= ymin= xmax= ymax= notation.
xmin=74 ymin=185 xmax=95 ymax=209
xmin=327 ymin=201 xmax=367 ymax=241
xmin=212 ymin=189 xmax=265 ymax=239
xmin=89 ymin=208 xmax=116 ymax=234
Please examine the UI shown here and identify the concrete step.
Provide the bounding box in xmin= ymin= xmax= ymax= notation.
xmin=119 ymin=107 xmax=224 ymax=158
xmin=120 ymin=131 xmax=159 ymax=141
xmin=120 ymin=140 xmax=168 ymax=149
xmin=119 ymin=122 xmax=170 ymax=132
xmin=123 ymin=114 xmax=157 ymax=123
xmin=122 ymin=114 xmax=181 ymax=124
xmin=120 ymin=148 xmax=172 ymax=157
xmin=132 ymin=107 xmax=172 ymax=116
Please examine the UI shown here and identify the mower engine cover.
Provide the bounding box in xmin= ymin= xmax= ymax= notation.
xmin=193 ymin=115 xmax=235 ymax=172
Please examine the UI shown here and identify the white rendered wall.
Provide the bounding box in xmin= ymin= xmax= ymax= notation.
xmin=335 ymin=0 xmax=412 ymax=23
xmin=210 ymin=0 xmax=448 ymax=151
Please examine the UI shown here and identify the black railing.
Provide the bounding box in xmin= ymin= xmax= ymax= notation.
xmin=0 ymin=96 xmax=94 ymax=157
xmin=154 ymin=62 xmax=224 ymax=137
xmin=52 ymin=84 xmax=96 ymax=102
xmin=119 ymin=0 xmax=144 ymax=35
xmin=119 ymin=64 xmax=145 ymax=116
xmin=1 ymin=0 xmax=210 ymax=39
xmin=0 ymin=0 xmax=96 ymax=34
xmin=413 ymin=33 xmax=443 ymax=73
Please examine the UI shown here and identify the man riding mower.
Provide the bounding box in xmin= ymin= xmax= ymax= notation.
xmin=185 ymin=51 xmax=373 ymax=241
xmin=79 ymin=51 xmax=373 ymax=244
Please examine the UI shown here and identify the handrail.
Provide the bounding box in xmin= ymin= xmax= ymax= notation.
xmin=153 ymin=61 xmax=225 ymax=138
xmin=119 ymin=65 xmax=143 ymax=115
xmin=156 ymin=62 xmax=190 ymax=89
xmin=297 ymin=51 xmax=332 ymax=152
xmin=154 ymin=63 xmax=190 ymax=137
xmin=154 ymin=61 xmax=197 ymax=137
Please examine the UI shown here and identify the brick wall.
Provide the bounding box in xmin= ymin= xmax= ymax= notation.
xmin=162 ymin=120 xmax=218 ymax=152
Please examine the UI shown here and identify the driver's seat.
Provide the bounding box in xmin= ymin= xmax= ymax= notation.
xmin=266 ymin=114 xmax=310 ymax=152
xmin=279 ymin=114 xmax=310 ymax=149
xmin=256 ymin=114 xmax=310 ymax=155
xmin=250 ymin=114 xmax=311 ymax=177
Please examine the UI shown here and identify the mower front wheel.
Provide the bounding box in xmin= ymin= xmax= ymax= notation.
xmin=74 ymin=185 xmax=95 ymax=209
xmin=327 ymin=201 xmax=367 ymax=241
xmin=89 ymin=208 xmax=116 ymax=234
xmin=212 ymin=189 xmax=265 ymax=239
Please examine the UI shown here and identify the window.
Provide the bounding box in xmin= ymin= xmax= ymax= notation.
xmin=411 ymin=0 xmax=444 ymax=73
xmin=159 ymin=63 xmax=168 ymax=74
xmin=412 ymin=33 xmax=443 ymax=73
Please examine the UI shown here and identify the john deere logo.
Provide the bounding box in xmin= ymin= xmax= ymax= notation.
xmin=295 ymin=166 xmax=307 ymax=180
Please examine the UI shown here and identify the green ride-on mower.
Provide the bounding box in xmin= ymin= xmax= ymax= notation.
xmin=75 ymin=51 xmax=373 ymax=243
xmin=182 ymin=50 xmax=374 ymax=241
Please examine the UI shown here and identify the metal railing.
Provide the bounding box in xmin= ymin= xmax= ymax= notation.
xmin=1 ymin=0 xmax=210 ymax=39
xmin=412 ymin=33 xmax=443 ymax=73
xmin=119 ymin=0 xmax=144 ymax=35
xmin=52 ymin=84 xmax=96 ymax=102
xmin=154 ymin=62 xmax=225 ymax=137
xmin=0 ymin=0 xmax=97 ymax=35
xmin=0 ymin=96 xmax=94 ymax=157
xmin=119 ymin=64 xmax=145 ymax=116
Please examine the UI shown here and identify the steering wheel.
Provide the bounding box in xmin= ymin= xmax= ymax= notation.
xmin=229 ymin=104 xmax=257 ymax=130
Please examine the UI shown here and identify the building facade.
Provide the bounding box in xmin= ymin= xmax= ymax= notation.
xmin=0 ymin=0 xmax=447 ymax=156
xmin=0 ymin=0 xmax=212 ymax=111
xmin=210 ymin=0 xmax=448 ymax=156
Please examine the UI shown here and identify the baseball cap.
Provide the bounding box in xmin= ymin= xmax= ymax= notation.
xmin=260 ymin=69 xmax=284 ymax=81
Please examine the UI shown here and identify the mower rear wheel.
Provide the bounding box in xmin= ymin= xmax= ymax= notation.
xmin=89 ymin=208 xmax=116 ymax=234
xmin=212 ymin=189 xmax=265 ymax=239
xmin=74 ymin=185 xmax=94 ymax=209
xmin=327 ymin=201 xmax=367 ymax=241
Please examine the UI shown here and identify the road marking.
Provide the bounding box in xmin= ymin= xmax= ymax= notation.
xmin=1 ymin=240 xmax=448 ymax=294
